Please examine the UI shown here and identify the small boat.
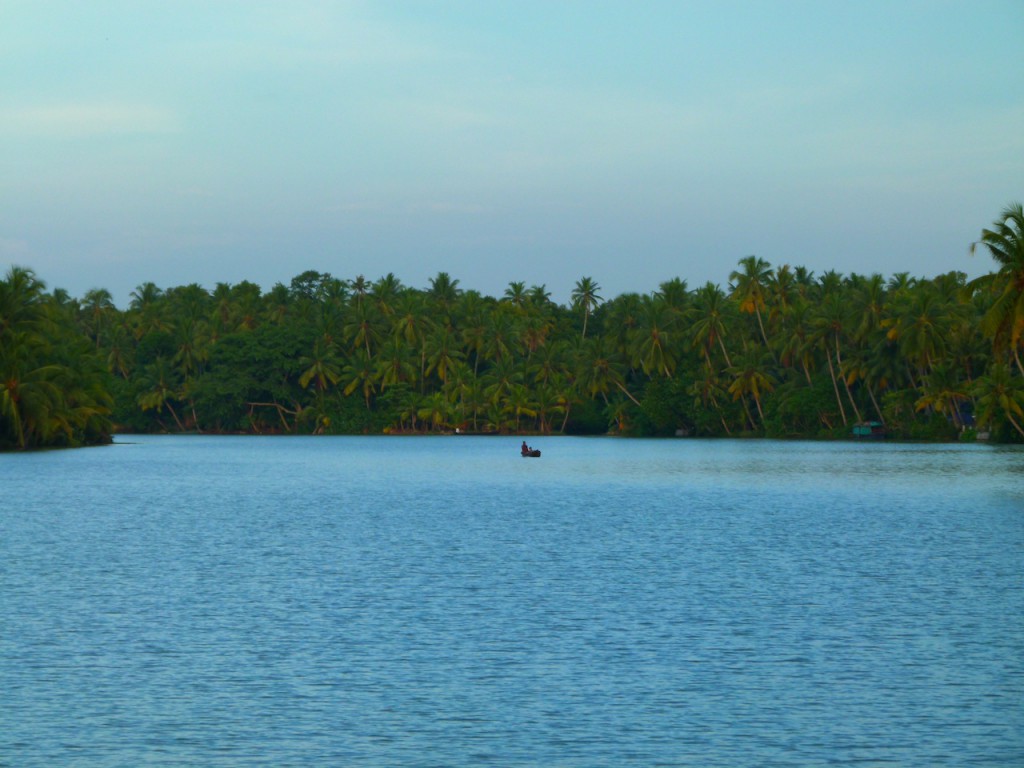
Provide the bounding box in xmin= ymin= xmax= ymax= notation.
xmin=521 ymin=449 xmax=541 ymax=458
xmin=851 ymin=421 xmax=886 ymax=439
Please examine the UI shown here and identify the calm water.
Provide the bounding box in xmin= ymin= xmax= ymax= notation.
xmin=2 ymin=436 xmax=1022 ymax=767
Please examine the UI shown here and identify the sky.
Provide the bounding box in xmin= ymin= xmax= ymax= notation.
xmin=2 ymin=1 xmax=1022 ymax=308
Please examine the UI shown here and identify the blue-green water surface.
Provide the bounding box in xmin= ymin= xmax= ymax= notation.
xmin=2 ymin=436 xmax=1022 ymax=766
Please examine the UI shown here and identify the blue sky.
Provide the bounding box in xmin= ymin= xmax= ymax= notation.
xmin=2 ymin=1 xmax=1021 ymax=307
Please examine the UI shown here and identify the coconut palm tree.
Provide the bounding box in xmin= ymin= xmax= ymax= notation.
xmin=811 ymin=292 xmax=859 ymax=426
xmin=129 ymin=282 xmax=169 ymax=338
xmin=727 ymin=350 xmax=776 ymax=429
xmin=428 ymin=272 xmax=461 ymax=317
xmin=503 ymin=281 xmax=528 ymax=311
xmin=571 ymin=276 xmax=603 ymax=340
xmin=137 ymin=356 xmax=186 ymax=431
xmin=300 ymin=338 xmax=343 ymax=394
xmin=630 ymin=294 xmax=678 ymax=378
xmin=82 ymin=288 xmax=115 ymax=348
xmin=973 ymin=362 xmax=1024 ymax=438
xmin=376 ymin=335 xmax=417 ymax=392
xmin=968 ymin=202 xmax=1024 ymax=374
xmin=424 ymin=325 xmax=464 ymax=386
xmin=729 ymin=255 xmax=774 ymax=352
xmin=342 ymin=349 xmax=377 ymax=409
xmin=689 ymin=282 xmax=734 ymax=369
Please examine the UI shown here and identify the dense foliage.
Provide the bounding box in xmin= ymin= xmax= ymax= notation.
xmin=0 ymin=267 xmax=114 ymax=449
xmin=4 ymin=203 xmax=1024 ymax=447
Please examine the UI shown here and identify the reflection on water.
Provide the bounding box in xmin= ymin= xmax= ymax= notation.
xmin=2 ymin=436 xmax=1022 ymax=766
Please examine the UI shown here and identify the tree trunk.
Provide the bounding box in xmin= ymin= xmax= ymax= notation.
xmin=1007 ymin=410 xmax=1024 ymax=439
xmin=867 ymin=383 xmax=885 ymax=425
xmin=615 ymin=381 xmax=642 ymax=406
xmin=835 ymin=337 xmax=863 ymax=424
xmin=825 ymin=348 xmax=848 ymax=427
xmin=165 ymin=400 xmax=187 ymax=432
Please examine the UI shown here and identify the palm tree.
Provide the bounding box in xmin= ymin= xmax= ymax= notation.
xmin=417 ymin=391 xmax=452 ymax=432
xmin=428 ymin=272 xmax=461 ymax=316
xmin=574 ymin=336 xmax=637 ymax=407
xmin=371 ymin=273 xmax=403 ymax=317
xmin=299 ymin=338 xmax=343 ymax=394
xmin=82 ymin=288 xmax=115 ymax=348
xmin=968 ymin=202 xmax=1024 ymax=374
xmin=503 ymin=281 xmax=528 ymax=311
xmin=766 ymin=264 xmax=797 ymax=333
xmin=532 ymin=380 xmax=565 ymax=434
xmin=630 ymin=294 xmax=677 ymax=378
xmin=689 ymin=282 xmax=734 ymax=369
xmin=811 ymin=292 xmax=859 ymax=426
xmin=727 ymin=350 xmax=776 ymax=429
xmin=656 ymin=278 xmax=689 ymax=315
xmin=602 ymin=292 xmax=642 ymax=363
xmin=730 ymin=255 xmax=774 ymax=352
xmin=0 ymin=336 xmax=64 ymax=449
xmin=890 ymin=282 xmax=966 ymax=387
xmin=137 ymin=356 xmax=186 ymax=431
xmin=392 ymin=292 xmax=433 ymax=386
xmin=483 ymin=310 xmax=517 ymax=365
xmin=375 ymin=335 xmax=417 ymax=391
xmin=129 ymin=282 xmax=169 ymax=338
xmin=424 ymin=325 xmax=464 ymax=386
xmin=776 ymin=298 xmax=815 ymax=385
xmin=343 ymin=299 xmax=383 ymax=357
xmin=973 ymin=362 xmax=1024 ymax=438
xmin=915 ymin=363 xmax=969 ymax=430
xmin=342 ymin=349 xmax=377 ymax=409
xmin=504 ymin=383 xmax=537 ymax=432
xmin=483 ymin=357 xmax=523 ymax=414
xmin=571 ymin=277 xmax=603 ymax=339
xmin=263 ymin=283 xmax=291 ymax=325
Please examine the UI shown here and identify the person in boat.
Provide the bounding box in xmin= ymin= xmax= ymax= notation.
xmin=521 ymin=441 xmax=529 ymax=456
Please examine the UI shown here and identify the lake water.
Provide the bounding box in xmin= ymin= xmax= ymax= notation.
xmin=2 ymin=435 xmax=1022 ymax=766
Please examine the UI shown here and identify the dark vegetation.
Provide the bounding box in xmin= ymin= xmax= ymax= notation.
xmin=3 ymin=203 xmax=1024 ymax=449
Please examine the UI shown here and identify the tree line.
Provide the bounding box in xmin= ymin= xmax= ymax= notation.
xmin=3 ymin=203 xmax=1023 ymax=449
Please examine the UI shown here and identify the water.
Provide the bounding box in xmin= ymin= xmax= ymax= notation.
xmin=2 ymin=436 xmax=1022 ymax=766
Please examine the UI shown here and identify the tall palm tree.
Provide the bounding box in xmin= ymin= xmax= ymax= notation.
xmin=729 ymin=255 xmax=774 ymax=353
xmin=299 ymin=338 xmax=343 ymax=394
xmin=82 ymin=288 xmax=115 ymax=348
xmin=424 ymin=325 xmax=464 ymax=386
xmin=811 ymin=292 xmax=859 ymax=426
xmin=727 ymin=350 xmax=776 ymax=429
xmin=503 ymin=281 xmax=528 ymax=311
xmin=129 ymin=282 xmax=169 ymax=338
xmin=343 ymin=300 xmax=383 ymax=357
xmin=376 ymin=335 xmax=417 ymax=391
xmin=428 ymin=272 xmax=461 ymax=316
xmin=371 ymin=273 xmax=403 ymax=317
xmin=392 ymin=292 xmax=433 ymax=386
xmin=342 ymin=349 xmax=377 ymax=409
xmin=689 ymin=282 xmax=734 ymax=369
xmin=630 ymin=294 xmax=677 ymax=378
xmin=571 ymin=276 xmax=603 ymax=340
xmin=968 ymin=202 xmax=1024 ymax=374
xmin=656 ymin=278 xmax=689 ymax=315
